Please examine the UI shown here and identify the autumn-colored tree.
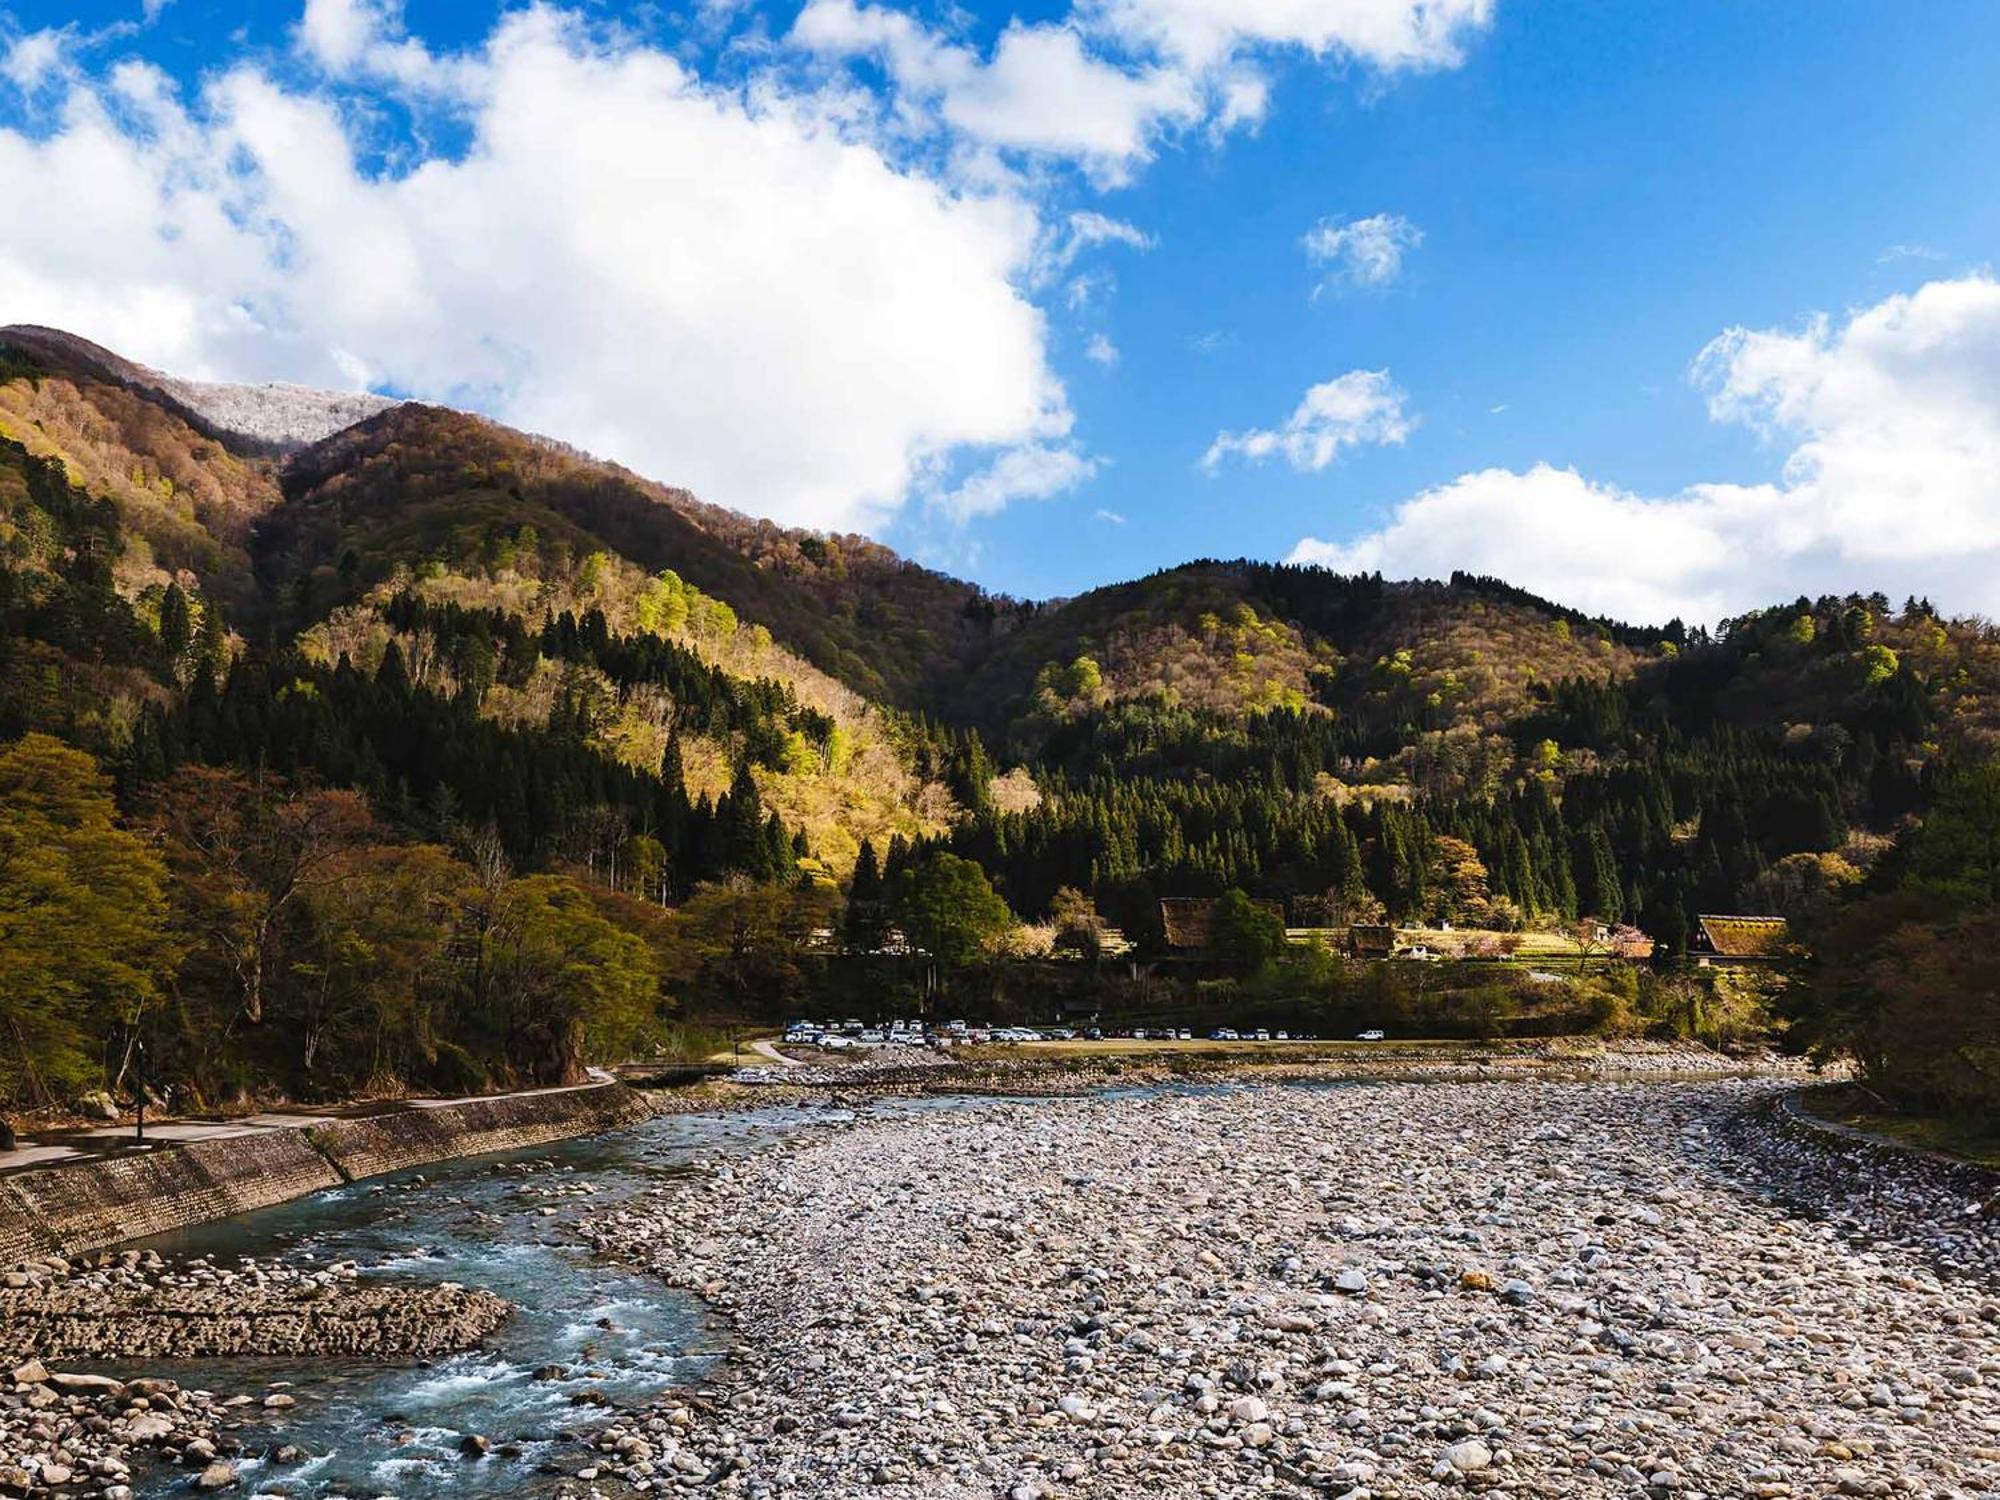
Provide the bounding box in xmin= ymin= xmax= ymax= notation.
xmin=290 ymin=843 xmax=474 ymax=1094
xmin=0 ymin=735 xmax=175 ymax=1106
xmin=1049 ymin=885 xmax=1109 ymax=961
xmin=1426 ymin=835 xmax=1494 ymax=925
xmin=147 ymin=767 xmax=377 ymax=1027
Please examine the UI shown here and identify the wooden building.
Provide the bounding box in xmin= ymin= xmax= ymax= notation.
xmin=1692 ymin=914 xmax=1792 ymax=967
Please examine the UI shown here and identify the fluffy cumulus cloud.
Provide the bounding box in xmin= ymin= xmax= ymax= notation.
xmin=1304 ymin=211 xmax=1422 ymax=292
xmin=0 ymin=1 xmax=1075 ymax=532
xmin=1290 ymin=276 xmax=2000 ymax=623
xmin=793 ymin=0 xmax=1493 ymax=179
xmin=1205 ymin=369 xmax=1413 ymax=473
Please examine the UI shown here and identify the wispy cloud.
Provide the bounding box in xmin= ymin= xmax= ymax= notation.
xmin=1204 ymin=369 xmax=1413 ymax=473
xmin=1303 ymin=211 xmax=1422 ymax=294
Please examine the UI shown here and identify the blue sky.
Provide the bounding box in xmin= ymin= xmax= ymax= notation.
xmin=4 ymin=0 xmax=1998 ymax=622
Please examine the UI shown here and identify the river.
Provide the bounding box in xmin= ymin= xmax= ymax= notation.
xmin=124 ymin=1102 xmax=836 ymax=1499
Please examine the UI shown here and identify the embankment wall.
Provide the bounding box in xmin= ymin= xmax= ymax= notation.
xmin=2 ymin=1083 xmax=655 ymax=1264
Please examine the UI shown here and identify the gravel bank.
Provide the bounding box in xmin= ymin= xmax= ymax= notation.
xmin=580 ymin=1080 xmax=2000 ymax=1499
xmin=2 ymin=1247 xmax=510 ymax=1363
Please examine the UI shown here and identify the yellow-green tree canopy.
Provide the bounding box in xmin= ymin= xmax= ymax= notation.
xmin=0 ymin=734 xmax=175 ymax=1105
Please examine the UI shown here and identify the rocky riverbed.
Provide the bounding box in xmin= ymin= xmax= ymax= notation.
xmin=1 ymin=1249 xmax=511 ymax=1362
xmin=1 ymin=1249 xmax=512 ymax=1497
xmin=0 ymin=1356 xmax=295 ymax=1498
xmin=578 ymin=1079 xmax=2000 ymax=1498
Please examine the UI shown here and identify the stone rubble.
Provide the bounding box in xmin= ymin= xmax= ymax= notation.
xmin=1 ymin=1247 xmax=510 ymax=1361
xmin=0 ymin=1353 xmax=289 ymax=1499
xmin=573 ymin=1079 xmax=2000 ymax=1499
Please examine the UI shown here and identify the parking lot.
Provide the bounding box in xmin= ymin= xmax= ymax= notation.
xmin=777 ymin=1019 xmax=1403 ymax=1053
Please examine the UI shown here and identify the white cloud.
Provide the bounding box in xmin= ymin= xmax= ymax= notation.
xmin=792 ymin=0 xmax=1198 ymax=184
xmin=931 ymin=442 xmax=1098 ymax=521
xmin=1289 ymin=276 xmax=2000 ymax=622
xmin=0 ymin=3 xmax=1071 ymax=534
xmin=1877 ymin=243 xmax=1944 ymax=264
xmin=1092 ymin=507 xmax=1127 ymax=524
xmin=1304 ymin=211 xmax=1421 ymax=292
xmin=793 ymin=0 xmax=1493 ymax=179
xmin=1092 ymin=0 xmax=1496 ymax=74
xmin=2 ymin=28 xmax=73 ymax=91
xmin=1288 ymin=465 xmax=1768 ymax=625
xmin=1205 ymin=369 xmax=1413 ymax=473
xmin=294 ymin=0 xmax=478 ymax=95
xmin=1036 ymin=209 xmax=1153 ymax=289
xmin=1084 ymin=332 xmax=1119 ymax=365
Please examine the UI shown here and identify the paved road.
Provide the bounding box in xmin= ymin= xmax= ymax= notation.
xmin=748 ymin=1040 xmax=804 ymax=1068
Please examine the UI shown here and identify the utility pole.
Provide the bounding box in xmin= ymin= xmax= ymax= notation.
xmin=132 ymin=1039 xmax=149 ymax=1146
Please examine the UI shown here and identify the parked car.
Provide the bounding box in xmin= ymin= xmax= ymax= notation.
xmin=1253 ymin=1028 xmax=1272 ymax=1041
xmin=1274 ymin=1030 xmax=1290 ymax=1041
xmin=1084 ymin=1027 xmax=1103 ymax=1040
xmin=1356 ymin=1029 xmax=1386 ymax=1041
xmin=1209 ymin=1028 xmax=1240 ymax=1041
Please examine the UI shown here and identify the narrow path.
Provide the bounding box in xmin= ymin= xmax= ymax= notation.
xmin=748 ymin=1039 xmax=804 ymax=1068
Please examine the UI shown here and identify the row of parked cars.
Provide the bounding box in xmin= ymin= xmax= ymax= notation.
xmin=782 ymin=1019 xmax=1390 ymax=1047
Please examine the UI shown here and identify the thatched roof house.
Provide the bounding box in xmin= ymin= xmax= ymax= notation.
xmin=1693 ymin=914 xmax=1791 ymax=965
xmin=1348 ymin=923 xmax=1396 ymax=959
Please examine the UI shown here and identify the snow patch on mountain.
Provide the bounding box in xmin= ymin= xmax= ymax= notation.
xmin=155 ymin=375 xmax=403 ymax=451
xmin=0 ymin=325 xmax=404 ymax=451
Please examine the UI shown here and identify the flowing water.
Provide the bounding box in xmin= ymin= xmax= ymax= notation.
xmin=123 ymin=1103 xmax=838 ymax=1499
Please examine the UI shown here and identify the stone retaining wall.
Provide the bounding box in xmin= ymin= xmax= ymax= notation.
xmin=308 ymin=1085 xmax=658 ymax=1181
xmin=2 ymin=1083 xmax=656 ymax=1263
xmin=0 ymin=1182 xmax=54 ymax=1267
xmin=3 ymin=1133 xmax=342 ymax=1262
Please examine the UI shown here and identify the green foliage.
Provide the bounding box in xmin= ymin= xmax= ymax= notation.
xmin=479 ymin=874 xmax=661 ymax=1080
xmin=892 ymin=851 xmax=1013 ymax=975
xmin=1792 ymin=761 xmax=2000 ymax=1121
xmin=1208 ymin=889 xmax=1284 ymax=975
xmin=663 ymin=878 xmax=835 ymax=1020
xmin=1906 ymin=762 xmax=2000 ymax=910
xmin=0 ymin=734 xmax=175 ymax=1106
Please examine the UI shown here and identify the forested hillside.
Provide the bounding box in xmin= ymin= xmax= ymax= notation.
xmin=3 ymin=325 xmax=1995 ymax=1123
